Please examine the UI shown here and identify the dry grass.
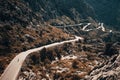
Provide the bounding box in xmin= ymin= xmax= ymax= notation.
xmin=0 ymin=25 xmax=71 ymax=76
xmin=18 ymin=41 xmax=103 ymax=79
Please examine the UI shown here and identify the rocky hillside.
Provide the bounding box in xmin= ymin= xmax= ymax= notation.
xmin=17 ymin=31 xmax=120 ymax=80
xmin=0 ymin=0 xmax=97 ymax=55
xmin=23 ymin=0 xmax=96 ymax=23
xmin=0 ymin=0 xmax=97 ymax=76
xmin=0 ymin=0 xmax=120 ymax=80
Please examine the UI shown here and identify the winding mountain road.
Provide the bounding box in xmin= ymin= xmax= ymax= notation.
xmin=0 ymin=36 xmax=83 ymax=80
xmin=82 ymin=23 xmax=91 ymax=31
xmin=56 ymin=23 xmax=83 ymax=28
xmin=56 ymin=23 xmax=106 ymax=32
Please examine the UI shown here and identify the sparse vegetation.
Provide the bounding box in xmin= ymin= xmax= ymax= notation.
xmin=0 ymin=0 xmax=120 ymax=80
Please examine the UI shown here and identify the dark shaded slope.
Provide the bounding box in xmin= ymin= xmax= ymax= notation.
xmin=23 ymin=0 xmax=96 ymax=23
xmin=85 ymin=0 xmax=120 ymax=30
